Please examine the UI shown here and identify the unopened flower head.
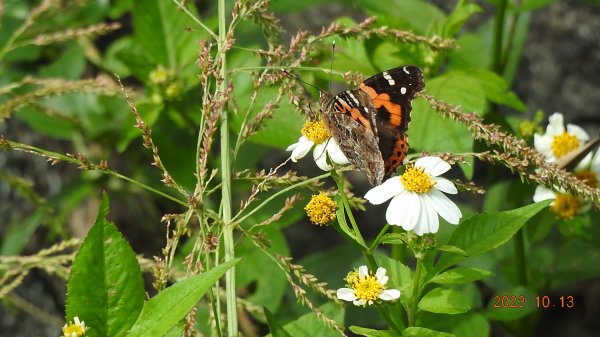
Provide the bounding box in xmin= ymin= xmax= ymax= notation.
xmin=365 ymin=156 xmax=462 ymax=235
xmin=336 ymin=266 xmax=400 ymax=306
xmin=62 ymin=316 xmax=86 ymax=337
xmin=534 ymin=112 xmax=589 ymax=162
xmin=286 ymin=120 xmax=349 ymax=171
xmin=305 ymin=192 xmax=337 ymax=226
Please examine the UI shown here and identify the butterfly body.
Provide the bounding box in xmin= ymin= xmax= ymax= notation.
xmin=320 ymin=66 xmax=425 ymax=185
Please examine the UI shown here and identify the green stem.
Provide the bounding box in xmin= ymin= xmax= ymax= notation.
xmin=408 ymin=257 xmax=423 ymax=327
xmin=217 ymin=0 xmax=236 ymax=336
xmin=492 ymin=0 xmax=507 ymax=74
xmin=369 ymin=223 xmax=390 ymax=252
xmin=390 ymin=226 xmax=406 ymax=263
xmin=232 ymin=172 xmax=330 ymax=225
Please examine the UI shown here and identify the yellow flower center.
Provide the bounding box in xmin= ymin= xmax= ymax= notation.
xmin=551 ymin=132 xmax=580 ymax=159
xmin=62 ymin=322 xmax=85 ymax=337
xmin=401 ymin=166 xmax=436 ymax=193
xmin=551 ymin=193 xmax=581 ymax=220
xmin=301 ymin=120 xmax=329 ymax=144
xmin=304 ymin=192 xmax=337 ymax=226
xmin=353 ymin=274 xmax=384 ymax=303
xmin=575 ymin=169 xmax=598 ymax=188
xmin=345 ymin=270 xmax=360 ymax=286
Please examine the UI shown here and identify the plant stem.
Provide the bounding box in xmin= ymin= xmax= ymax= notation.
xmin=408 ymin=256 xmax=423 ymax=327
xmin=369 ymin=223 xmax=390 ymax=252
xmin=390 ymin=226 xmax=406 ymax=263
xmin=492 ymin=0 xmax=507 ymax=74
xmin=217 ymin=0 xmax=237 ymax=335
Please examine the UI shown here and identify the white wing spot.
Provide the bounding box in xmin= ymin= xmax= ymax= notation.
xmin=347 ymin=92 xmax=360 ymax=106
xmin=382 ymin=71 xmax=395 ymax=86
xmin=401 ymin=87 xmax=407 ymax=95
xmin=402 ymin=67 xmax=410 ymax=74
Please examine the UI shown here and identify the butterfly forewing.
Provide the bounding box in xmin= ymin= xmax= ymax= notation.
xmin=320 ymin=66 xmax=424 ymax=185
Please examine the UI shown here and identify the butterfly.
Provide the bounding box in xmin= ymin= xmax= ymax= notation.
xmin=319 ymin=66 xmax=425 ymax=185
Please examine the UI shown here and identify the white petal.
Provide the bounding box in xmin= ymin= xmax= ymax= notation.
xmin=415 ymin=194 xmax=439 ymax=235
xmin=533 ymin=186 xmax=556 ymax=202
xmin=546 ymin=113 xmax=565 ymax=136
xmin=326 ymin=138 xmax=350 ymax=165
xmin=534 ymin=134 xmax=554 ymax=159
xmin=313 ymin=143 xmax=332 ymax=171
xmin=433 ymin=177 xmax=458 ymax=194
xmin=375 ymin=267 xmax=388 ymax=285
xmin=353 ymin=299 xmax=367 ymax=306
xmin=358 ymin=265 xmax=369 ymax=278
xmin=416 ymin=156 xmax=451 ymax=176
xmin=427 ymin=189 xmax=462 ymax=225
xmin=566 ymin=124 xmax=590 ymax=143
xmin=289 ymin=138 xmax=313 ymax=162
xmin=387 ymin=192 xmax=420 ymax=231
xmin=336 ymin=288 xmax=356 ymax=302
xmin=379 ymin=289 xmax=401 ymax=301
xmin=590 ymin=150 xmax=600 ymax=177
xmin=364 ymin=176 xmax=403 ymax=205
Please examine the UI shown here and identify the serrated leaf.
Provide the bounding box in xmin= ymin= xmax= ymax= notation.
xmin=429 ymin=267 xmax=492 ymax=285
xmin=127 ymin=258 xmax=240 ymax=337
xmin=436 ymin=200 xmax=552 ymax=272
xmin=350 ymin=326 xmax=401 ymax=337
xmin=418 ymin=288 xmax=470 ymax=314
xmin=402 ymin=327 xmax=457 ymax=337
xmin=65 ymin=193 xmax=145 ymax=337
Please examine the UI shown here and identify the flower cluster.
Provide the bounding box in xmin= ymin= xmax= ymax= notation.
xmin=533 ymin=112 xmax=599 ymax=220
xmin=336 ymin=266 xmax=400 ymax=306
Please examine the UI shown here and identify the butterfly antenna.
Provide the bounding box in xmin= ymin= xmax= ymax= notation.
xmin=281 ymin=69 xmax=323 ymax=92
xmin=328 ymin=41 xmax=335 ymax=92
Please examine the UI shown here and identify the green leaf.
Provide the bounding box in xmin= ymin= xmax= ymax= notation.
xmin=429 ymin=267 xmax=492 ymax=285
xmin=350 ymin=326 xmax=401 ymax=337
xmin=265 ymin=308 xmax=293 ymax=337
xmin=265 ymin=302 xmax=344 ymax=337
xmin=454 ymin=69 xmax=526 ymax=111
xmin=65 ymin=193 xmax=145 ymax=337
xmin=402 ymin=327 xmax=456 ymax=337
xmin=435 ymin=245 xmax=467 ymax=256
xmin=132 ymin=0 xmax=198 ymax=69
xmin=236 ymin=226 xmax=288 ymax=313
xmin=452 ymin=313 xmax=489 ymax=337
xmin=377 ymin=255 xmax=412 ymax=311
xmin=436 ymin=200 xmax=552 ymax=272
xmin=127 ymin=258 xmax=240 ymax=337
xmin=0 ymin=210 xmax=43 ymax=256
xmin=358 ymin=0 xmax=445 ymax=34
xmin=418 ymin=288 xmax=471 ymax=314
xmin=440 ymin=0 xmax=482 ymax=37
xmin=39 ymin=44 xmax=86 ymax=79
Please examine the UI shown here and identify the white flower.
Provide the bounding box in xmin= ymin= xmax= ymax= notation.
xmin=286 ymin=120 xmax=349 ymax=171
xmin=62 ymin=316 xmax=86 ymax=337
xmin=336 ymin=266 xmax=400 ymax=306
xmin=364 ymin=156 xmax=462 ymax=236
xmin=533 ymin=185 xmax=582 ymax=220
xmin=534 ymin=112 xmax=589 ymax=162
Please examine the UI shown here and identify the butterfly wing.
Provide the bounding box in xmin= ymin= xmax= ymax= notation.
xmin=357 ymin=66 xmax=425 ymax=177
xmin=321 ymin=90 xmax=385 ymax=185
